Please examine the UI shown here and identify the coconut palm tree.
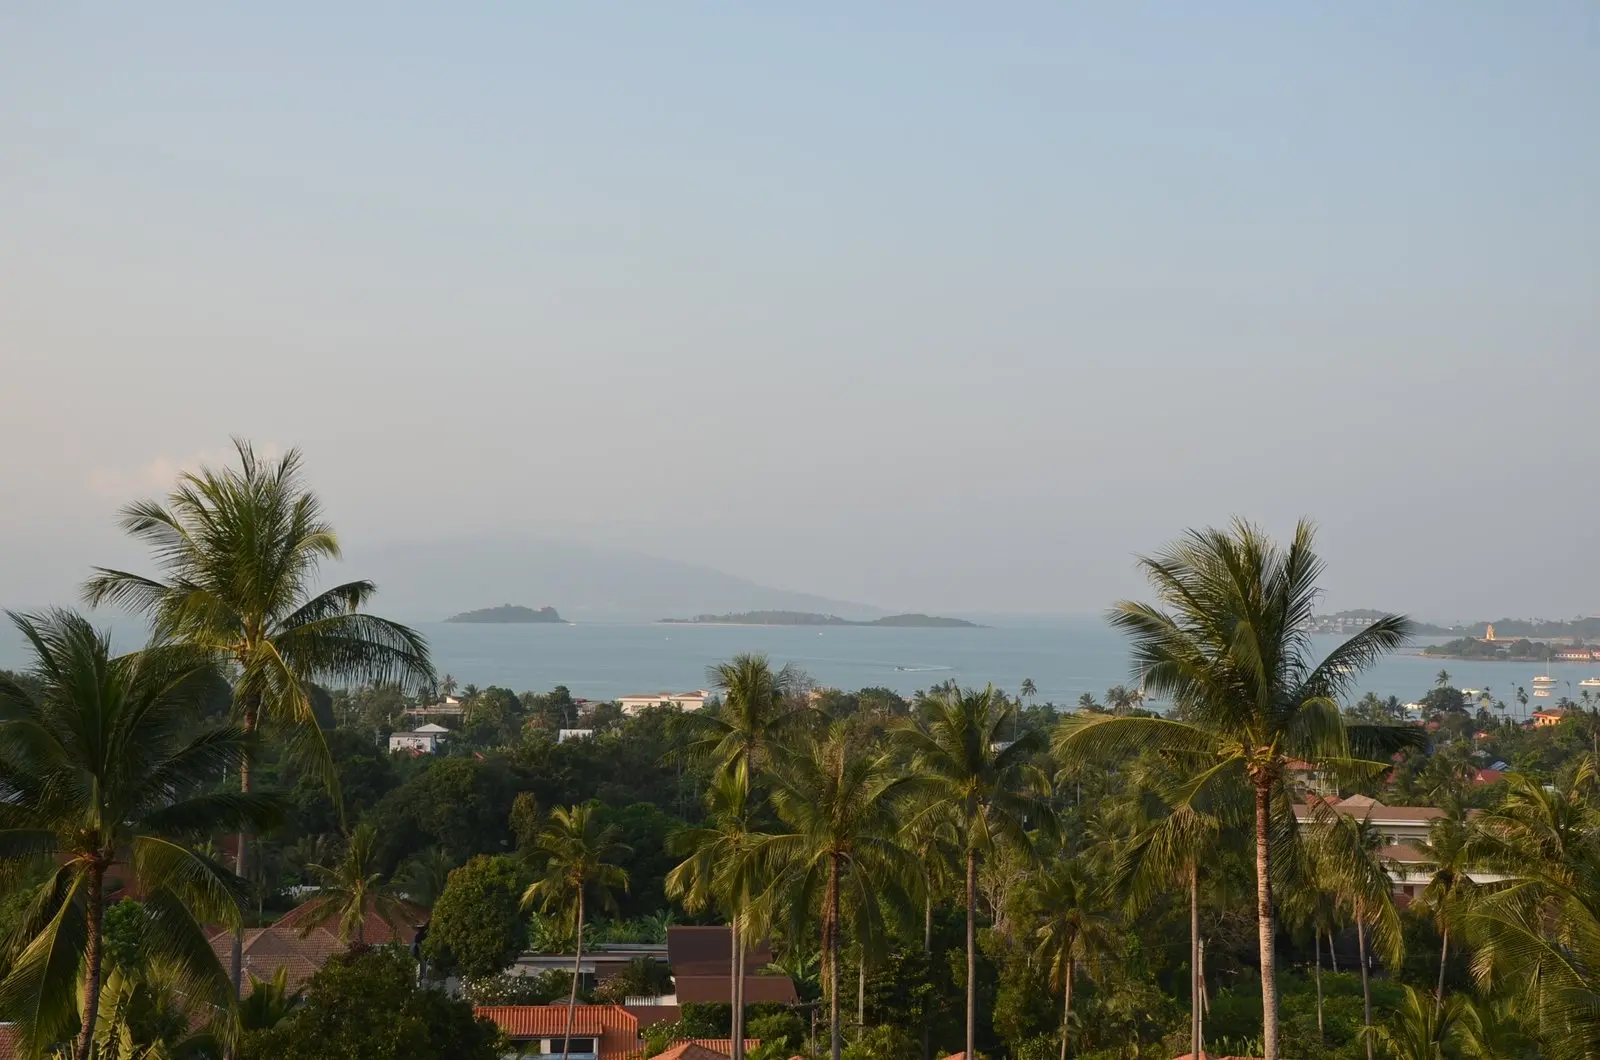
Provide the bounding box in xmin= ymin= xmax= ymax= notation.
xmin=674 ymin=653 xmax=815 ymax=1060
xmin=1455 ymin=996 xmax=1537 ymax=1059
xmin=901 ymin=799 xmax=960 ymax=1060
xmin=666 ymin=771 xmax=760 ymax=1060
xmin=1515 ymin=687 xmax=1529 ymax=717
xmin=80 ymin=440 xmax=433 ymax=993
xmin=1411 ymin=816 xmax=1479 ymax=1009
xmin=1053 ymin=520 xmax=1418 ymax=1060
xmin=895 ymin=685 xmax=1055 ymax=1060
xmin=0 ymin=609 xmax=281 ymax=1060
xmin=239 ymin=967 xmax=305 ymax=1032
xmin=1310 ymin=806 xmax=1404 ymax=1060
xmin=1020 ymin=678 xmax=1037 ymax=705
xmin=1115 ymin=758 xmax=1246 ymax=1060
xmin=1466 ymin=769 xmax=1600 ymax=1059
xmin=1030 ymin=859 xmax=1115 ymax=1060
xmin=522 ymin=805 xmax=630 ymax=1060
xmin=293 ymin=823 xmax=408 ymax=946
xmin=748 ymin=724 xmax=919 ymax=1060
xmin=1369 ymin=985 xmax=1470 ymax=1060
xmin=1437 ymin=670 xmax=1453 ymax=690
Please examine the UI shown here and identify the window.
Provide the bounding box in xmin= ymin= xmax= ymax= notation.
xmin=544 ymin=1038 xmax=597 ymax=1055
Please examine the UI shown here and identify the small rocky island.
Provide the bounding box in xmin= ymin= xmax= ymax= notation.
xmin=445 ymin=604 xmax=564 ymax=624
xmin=661 ymin=610 xmax=981 ymax=628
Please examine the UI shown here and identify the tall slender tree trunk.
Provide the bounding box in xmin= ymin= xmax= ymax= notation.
xmin=1314 ymin=930 xmax=1324 ymax=1043
xmin=1356 ymin=916 xmax=1372 ymax=1060
xmin=965 ymin=849 xmax=977 ymax=1060
xmin=1435 ymin=927 xmax=1450 ymax=1011
xmin=563 ymin=894 xmax=585 ymax=1060
xmin=74 ymin=860 xmax=107 ymax=1060
xmin=857 ymin=957 xmax=865 ymax=1029
xmin=731 ymin=909 xmax=744 ymax=1060
xmin=1190 ymin=863 xmax=1201 ymax=1060
xmin=231 ymin=699 xmax=260 ymax=1000
xmin=829 ymin=856 xmax=842 ymax=1060
xmin=1060 ymin=958 xmax=1074 ymax=1060
xmin=923 ymin=892 xmax=933 ymax=1060
xmin=1253 ymin=781 xmax=1279 ymax=1060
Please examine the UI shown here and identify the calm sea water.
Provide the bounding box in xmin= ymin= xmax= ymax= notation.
xmin=4 ymin=614 xmax=1594 ymax=720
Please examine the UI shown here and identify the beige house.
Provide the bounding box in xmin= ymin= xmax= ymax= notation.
xmin=616 ymin=690 xmax=714 ymax=716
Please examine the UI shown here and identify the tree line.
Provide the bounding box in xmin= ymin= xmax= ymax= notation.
xmin=3 ymin=443 xmax=1599 ymax=1060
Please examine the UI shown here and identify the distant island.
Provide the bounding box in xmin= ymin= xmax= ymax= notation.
xmin=661 ymin=609 xmax=981 ymax=628
xmin=1421 ymin=636 xmax=1563 ymax=662
xmin=445 ymin=604 xmax=564 ymax=624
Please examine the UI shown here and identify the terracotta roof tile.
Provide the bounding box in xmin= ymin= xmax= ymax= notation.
xmin=651 ymin=1045 xmax=733 ymax=1060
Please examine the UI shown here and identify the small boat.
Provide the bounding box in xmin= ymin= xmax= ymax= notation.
xmin=1533 ymin=675 xmax=1557 ymax=685
xmin=1534 ymin=689 xmax=1552 ymax=697
xmin=1582 ymin=678 xmax=1600 ymax=687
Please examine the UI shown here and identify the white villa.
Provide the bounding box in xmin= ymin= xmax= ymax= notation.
xmin=558 ymin=728 xmax=595 ymax=743
xmin=616 ymin=690 xmax=715 ymax=716
xmin=388 ymin=722 xmax=450 ymax=754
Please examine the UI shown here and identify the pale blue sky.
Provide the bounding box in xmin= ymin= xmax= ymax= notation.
xmin=2 ymin=4 xmax=1596 ymax=618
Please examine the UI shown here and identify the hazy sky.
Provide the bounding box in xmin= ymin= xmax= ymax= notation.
xmin=3 ymin=4 xmax=1597 ymax=619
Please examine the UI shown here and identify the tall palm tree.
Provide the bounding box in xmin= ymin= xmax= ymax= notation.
xmin=1053 ymin=520 xmax=1418 ymax=1060
xmin=1437 ymin=670 xmax=1453 ymax=690
xmin=1020 ymin=678 xmax=1037 ymax=705
xmin=522 ymin=805 xmax=630 ymax=1060
xmin=294 ymin=822 xmax=408 ymax=946
xmin=1466 ymin=769 xmax=1600 ymax=1059
xmin=666 ymin=771 xmax=759 ymax=1059
xmin=1030 ymin=860 xmax=1115 ymax=1060
xmin=677 ymin=653 xmax=815 ymax=1060
xmin=1310 ymin=806 xmax=1404 ymax=1060
xmin=80 ymin=440 xmax=433 ymax=993
xmin=1115 ymin=758 xmax=1244 ymax=1060
xmin=0 ymin=610 xmax=281 ymax=1060
xmin=895 ymin=685 xmax=1055 ymax=1060
xmin=749 ymin=725 xmax=919 ymax=1060
xmin=1369 ymin=985 xmax=1470 ymax=1060
xmin=902 ymin=800 xmax=960 ymax=1060
xmin=1411 ymin=816 xmax=1478 ymax=1009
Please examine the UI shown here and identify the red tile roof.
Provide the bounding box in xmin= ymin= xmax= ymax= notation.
xmin=651 ymin=1046 xmax=729 ymax=1060
xmin=207 ymin=899 xmax=424 ymax=993
xmin=475 ymin=1004 xmax=642 ymax=1057
xmin=668 ymin=1040 xmax=761 ymax=1057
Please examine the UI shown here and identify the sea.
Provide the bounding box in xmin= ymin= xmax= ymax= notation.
xmin=2 ymin=614 xmax=1594 ymax=720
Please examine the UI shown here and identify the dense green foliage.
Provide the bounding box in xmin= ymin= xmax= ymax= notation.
xmin=423 ymin=855 xmax=530 ymax=979
xmin=240 ymin=947 xmax=502 ymax=1060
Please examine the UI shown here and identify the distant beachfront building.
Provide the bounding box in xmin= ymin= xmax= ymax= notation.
xmin=617 ymin=690 xmax=714 ymax=716
xmin=389 ymin=722 xmax=450 ymax=754
xmin=402 ymin=695 xmax=467 ymax=728
xmin=559 ymin=728 xmax=596 ymax=743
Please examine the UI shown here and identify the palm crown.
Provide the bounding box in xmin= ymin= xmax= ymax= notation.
xmin=0 ymin=609 xmax=281 ymax=1059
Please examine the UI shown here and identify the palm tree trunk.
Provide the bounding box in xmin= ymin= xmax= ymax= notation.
xmin=1357 ymin=916 xmax=1372 ymax=1060
xmin=74 ymin=860 xmax=107 ymax=1060
xmin=857 ymin=956 xmax=865 ymax=1029
xmin=1328 ymin=930 xmax=1338 ymax=973
xmin=731 ymin=909 xmax=743 ymax=1060
xmin=563 ymin=894 xmax=585 ymax=1060
xmin=1435 ymin=926 xmax=1449 ymax=1012
xmin=965 ymin=848 xmax=977 ymax=1060
xmin=231 ymin=698 xmax=260 ymax=1000
xmin=1314 ymin=930 xmax=1324 ymax=1043
xmin=829 ymin=855 xmax=842 ymax=1060
xmin=923 ymin=892 xmax=933 ymax=1060
xmin=1061 ymin=958 xmax=1074 ymax=1060
xmin=1190 ymin=862 xmax=1201 ymax=1060
xmin=1253 ymin=781 xmax=1279 ymax=1060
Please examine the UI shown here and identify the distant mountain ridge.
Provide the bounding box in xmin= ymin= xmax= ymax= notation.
xmin=446 ymin=604 xmax=563 ymax=624
xmin=339 ymin=537 xmax=885 ymax=623
xmin=661 ymin=610 xmax=981 ymax=628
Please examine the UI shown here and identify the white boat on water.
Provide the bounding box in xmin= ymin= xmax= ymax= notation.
xmin=1582 ymin=678 xmax=1600 ymax=687
xmin=1533 ymin=675 xmax=1557 ymax=685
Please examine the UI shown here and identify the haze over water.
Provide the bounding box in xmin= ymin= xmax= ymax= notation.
xmin=4 ymin=616 xmax=1589 ymax=718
